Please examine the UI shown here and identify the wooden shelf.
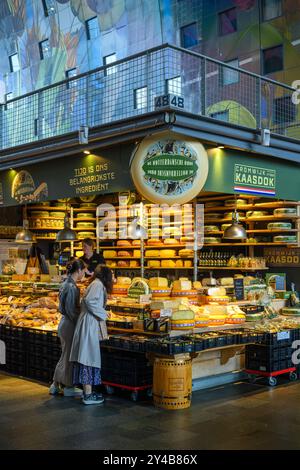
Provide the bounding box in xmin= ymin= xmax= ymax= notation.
xmin=28 ymin=206 xmax=66 ymax=211
xmin=29 ymin=227 xmax=63 ymax=231
xmin=204 ymin=202 xmax=300 ymax=212
xmin=145 ymin=256 xmax=193 ymax=260
xmin=73 ymin=218 xmax=96 ymax=222
xmin=29 ymin=217 xmax=65 ymax=221
xmin=197 ymin=266 xmax=268 ymax=271
xmin=145 ymin=267 xmax=194 ymax=270
xmin=111 ymin=267 xmax=141 ymax=269
xmin=73 ymin=228 xmax=96 ymax=231
xmin=103 ymin=257 xmax=141 ymax=260
xmin=205 ymin=216 xmax=300 ymax=223
xmin=204 ymin=242 xmax=298 ymax=246
xmin=73 ymin=208 xmax=97 ymax=212
xmin=35 ymin=237 xmax=57 ymax=240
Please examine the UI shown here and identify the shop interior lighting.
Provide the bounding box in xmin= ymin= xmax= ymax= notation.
xmin=15 ymin=206 xmax=36 ymax=244
xmin=56 ymin=202 xmax=77 ymax=242
xmin=223 ymin=195 xmax=247 ymax=240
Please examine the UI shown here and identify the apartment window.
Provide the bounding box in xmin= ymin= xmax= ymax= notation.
xmin=66 ymin=68 xmax=77 ymax=88
xmin=104 ymin=53 xmax=117 ymax=76
xmin=210 ymin=110 xmax=229 ymax=122
xmin=262 ymin=0 xmax=282 ymax=21
xmin=134 ymin=87 xmax=148 ymax=109
xmin=263 ymin=45 xmax=283 ymax=74
xmin=42 ymin=0 xmax=56 ymax=16
xmin=166 ymin=76 xmax=182 ymax=95
xmin=181 ymin=22 xmax=198 ymax=48
xmin=5 ymin=92 xmax=13 ymax=110
xmin=273 ymin=96 xmax=296 ymax=124
xmin=223 ymin=59 xmax=239 ymax=86
xmin=219 ymin=8 xmax=237 ymax=36
xmin=9 ymin=53 xmax=20 ymax=73
xmin=39 ymin=39 xmax=51 ymax=60
xmin=86 ymin=16 xmax=99 ymax=40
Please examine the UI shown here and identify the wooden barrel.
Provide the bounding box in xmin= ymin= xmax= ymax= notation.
xmin=153 ymin=356 xmax=192 ymax=410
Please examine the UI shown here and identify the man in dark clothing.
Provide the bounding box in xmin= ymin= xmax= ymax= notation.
xmin=80 ymin=238 xmax=105 ymax=276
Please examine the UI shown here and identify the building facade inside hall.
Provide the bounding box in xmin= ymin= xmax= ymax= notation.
xmin=0 ymin=0 xmax=299 ymax=101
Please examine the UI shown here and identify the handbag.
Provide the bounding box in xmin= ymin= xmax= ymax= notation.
xmin=99 ymin=320 xmax=109 ymax=341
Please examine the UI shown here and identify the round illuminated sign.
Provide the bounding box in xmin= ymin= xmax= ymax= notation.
xmin=130 ymin=132 xmax=209 ymax=204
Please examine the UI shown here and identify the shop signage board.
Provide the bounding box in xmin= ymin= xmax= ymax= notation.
xmin=205 ymin=147 xmax=300 ymax=201
xmin=264 ymin=248 xmax=300 ymax=267
xmin=266 ymin=273 xmax=286 ymax=292
xmin=234 ymin=164 xmax=276 ymax=196
xmin=130 ymin=131 xmax=209 ymax=204
xmin=0 ymin=145 xmax=134 ymax=207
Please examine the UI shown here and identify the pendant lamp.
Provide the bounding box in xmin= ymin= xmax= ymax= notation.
xmin=56 ymin=204 xmax=77 ymax=242
xmin=223 ymin=196 xmax=247 ymax=241
xmin=15 ymin=206 xmax=36 ymax=244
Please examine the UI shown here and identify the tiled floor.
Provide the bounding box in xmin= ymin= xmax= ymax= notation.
xmin=1 ymin=372 xmax=300 ymax=450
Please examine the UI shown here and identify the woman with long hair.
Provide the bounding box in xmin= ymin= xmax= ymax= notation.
xmin=70 ymin=264 xmax=113 ymax=405
xmin=50 ymin=258 xmax=86 ymax=396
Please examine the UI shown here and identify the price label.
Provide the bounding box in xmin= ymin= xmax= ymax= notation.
xmin=139 ymin=294 xmax=151 ymax=304
xmin=160 ymin=308 xmax=172 ymax=318
xmin=277 ymin=331 xmax=290 ymax=341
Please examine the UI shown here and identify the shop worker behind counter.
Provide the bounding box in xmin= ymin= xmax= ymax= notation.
xmin=80 ymin=238 xmax=105 ymax=275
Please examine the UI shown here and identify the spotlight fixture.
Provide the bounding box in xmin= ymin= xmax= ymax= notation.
xmin=15 ymin=207 xmax=36 ymax=244
xmin=56 ymin=201 xmax=77 ymax=242
xmin=83 ymin=150 xmax=90 ymax=155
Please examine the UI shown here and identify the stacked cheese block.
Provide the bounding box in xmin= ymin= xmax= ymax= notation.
xmin=103 ymin=240 xmax=141 ymax=268
xmin=112 ymin=277 xmax=131 ymax=296
xmin=148 ymin=277 xmax=172 ymax=300
xmin=171 ymin=279 xmax=198 ymax=305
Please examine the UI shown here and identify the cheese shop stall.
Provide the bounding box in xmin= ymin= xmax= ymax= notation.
xmin=1 ymin=131 xmax=300 ymax=407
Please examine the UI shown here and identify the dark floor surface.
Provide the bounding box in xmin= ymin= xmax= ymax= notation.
xmin=1 ymin=372 xmax=300 ymax=450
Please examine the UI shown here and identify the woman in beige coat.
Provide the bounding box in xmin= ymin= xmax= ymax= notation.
xmin=70 ymin=265 xmax=113 ymax=405
xmin=49 ymin=259 xmax=86 ymax=396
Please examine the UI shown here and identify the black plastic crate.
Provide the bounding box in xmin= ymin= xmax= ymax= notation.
xmin=27 ymin=366 xmax=52 ymax=383
xmin=261 ymin=331 xmax=294 ymax=347
xmin=27 ymin=328 xmax=57 ymax=345
xmin=0 ymin=325 xmax=26 ymax=341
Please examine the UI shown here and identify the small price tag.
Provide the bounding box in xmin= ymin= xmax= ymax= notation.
xmin=139 ymin=294 xmax=151 ymax=304
xmin=160 ymin=308 xmax=172 ymax=318
xmin=277 ymin=331 xmax=290 ymax=341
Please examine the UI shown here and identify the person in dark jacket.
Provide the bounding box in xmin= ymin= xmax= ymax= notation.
xmin=80 ymin=238 xmax=105 ymax=276
xmin=49 ymin=259 xmax=85 ymax=397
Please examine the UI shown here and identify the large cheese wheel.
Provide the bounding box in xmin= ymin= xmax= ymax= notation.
xmin=133 ymin=250 xmax=141 ymax=257
xmin=145 ymin=250 xmax=160 ymax=257
xmin=162 ymin=226 xmax=181 ymax=237
xmin=184 ymin=260 xmax=192 ymax=268
xmin=118 ymin=251 xmax=132 ymax=257
xmin=160 ymin=249 xmax=176 ymax=258
xmin=204 ymin=225 xmax=219 ymax=233
xmin=151 ymin=288 xmax=172 ymax=298
xmin=103 ymin=250 xmax=117 ymax=258
xmin=50 ymin=212 xmax=65 ymax=218
xmin=76 ymin=222 xmax=95 ymax=229
xmin=132 ymin=240 xmax=141 ymax=246
xmin=147 ymin=260 xmax=161 ymax=268
xmin=117 ymin=240 xmax=132 ymax=247
xmin=117 ymin=260 xmax=130 ymax=267
xmin=225 ymin=199 xmax=246 ymax=207
xmin=273 ymin=235 xmax=297 ymax=243
xmin=171 ymin=319 xmax=195 ymax=330
xmin=179 ymin=249 xmax=194 ymax=257
xmin=77 ymin=232 xmax=95 ymax=239
xmin=116 ymin=277 xmax=131 ymax=285
xmin=147 ymin=239 xmax=163 ymax=246
xmin=267 ymin=222 xmax=292 ymax=230
xmin=172 ymin=289 xmax=198 ymax=298
xmin=130 ymin=261 xmax=139 ymax=267
xmin=164 ymin=238 xmax=179 ymax=245
xmin=208 ymin=315 xmax=226 ymax=326
xmin=76 ymin=212 xmax=94 ymax=219
xmin=31 ymin=211 xmax=49 ymax=218
xmin=175 ymin=260 xmax=184 ymax=267
xmin=161 ymin=260 xmax=176 ymax=268
xmin=246 ymin=211 xmax=268 ymax=218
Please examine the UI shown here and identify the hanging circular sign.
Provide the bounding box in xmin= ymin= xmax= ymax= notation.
xmin=130 ymin=132 xmax=209 ymax=204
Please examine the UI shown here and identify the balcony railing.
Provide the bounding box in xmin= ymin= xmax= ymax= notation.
xmin=0 ymin=44 xmax=298 ymax=151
